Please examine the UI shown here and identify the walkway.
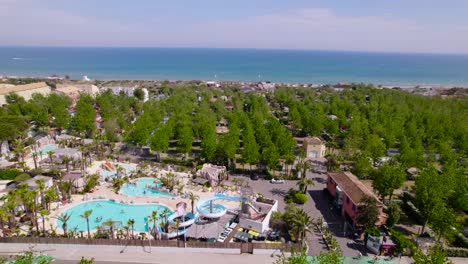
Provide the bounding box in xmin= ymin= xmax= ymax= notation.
xmin=0 ymin=243 xmax=280 ymax=264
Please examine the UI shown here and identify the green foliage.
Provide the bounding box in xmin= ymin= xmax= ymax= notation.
xmin=386 ymin=201 xmax=401 ymax=228
xmin=274 ymin=250 xmax=310 ymax=264
xmin=372 ymin=162 xmax=406 ymax=201
xmin=79 ymin=256 xmax=95 ymax=264
xmin=414 ymin=167 xmax=451 ymax=234
xmin=14 ymin=173 xmax=31 ymax=182
xmin=74 ymin=95 xmax=96 ymax=136
xmin=294 ymin=192 xmax=308 ymax=204
xmin=444 ymin=247 xmax=468 ymax=258
xmin=0 ymin=115 xmax=28 ymax=141
xmin=284 ymin=189 xmax=308 ymax=204
xmin=133 ymin=88 xmax=145 ymax=100
xmin=0 ymin=169 xmax=22 ymax=180
xmin=389 ymin=229 xmax=413 ymax=255
xmin=355 ymin=196 xmax=379 ymax=229
xmin=8 ymin=248 xmax=53 ymax=264
xmin=413 ymin=246 xmax=450 ymax=264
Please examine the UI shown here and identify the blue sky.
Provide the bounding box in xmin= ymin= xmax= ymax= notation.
xmin=1 ymin=0 xmax=468 ymax=53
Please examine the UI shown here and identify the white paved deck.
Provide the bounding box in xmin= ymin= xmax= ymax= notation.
xmin=0 ymin=243 xmax=283 ymax=264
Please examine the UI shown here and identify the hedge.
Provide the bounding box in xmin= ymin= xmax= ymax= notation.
xmin=445 ymin=247 xmax=468 ymax=258
xmin=0 ymin=169 xmax=22 ymax=180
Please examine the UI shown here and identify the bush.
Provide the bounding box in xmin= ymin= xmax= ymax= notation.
xmin=0 ymin=169 xmax=22 ymax=180
xmin=294 ymin=193 xmax=308 ymax=204
xmin=14 ymin=173 xmax=31 ymax=182
xmin=386 ymin=201 xmax=401 ymax=228
xmin=445 ymin=247 xmax=468 ymax=258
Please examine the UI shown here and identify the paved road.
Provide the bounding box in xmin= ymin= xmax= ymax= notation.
xmin=231 ymin=172 xmax=368 ymax=257
xmin=0 ymin=243 xmax=280 ymax=264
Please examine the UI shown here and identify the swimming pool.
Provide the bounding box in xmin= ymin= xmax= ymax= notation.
xmin=120 ymin=178 xmax=173 ymax=198
xmin=39 ymin=144 xmax=57 ymax=156
xmin=98 ymin=163 xmax=136 ymax=178
xmin=57 ymin=200 xmax=172 ymax=232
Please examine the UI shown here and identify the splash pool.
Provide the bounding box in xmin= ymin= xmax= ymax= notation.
xmin=98 ymin=163 xmax=136 ymax=178
xmin=57 ymin=200 xmax=171 ymax=232
xmin=39 ymin=144 xmax=57 ymax=156
xmin=120 ymin=178 xmax=173 ymax=197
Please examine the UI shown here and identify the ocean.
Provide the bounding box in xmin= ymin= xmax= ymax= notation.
xmin=1 ymin=47 xmax=468 ymax=86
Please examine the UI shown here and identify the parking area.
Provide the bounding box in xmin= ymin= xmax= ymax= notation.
xmin=231 ymin=171 xmax=368 ymax=257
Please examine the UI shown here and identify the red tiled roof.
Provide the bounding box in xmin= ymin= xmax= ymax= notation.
xmin=328 ymin=171 xmax=382 ymax=205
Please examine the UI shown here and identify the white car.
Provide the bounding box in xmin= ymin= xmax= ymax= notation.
xmin=270 ymin=178 xmax=285 ymax=184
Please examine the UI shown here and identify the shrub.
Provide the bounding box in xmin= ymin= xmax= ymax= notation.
xmin=14 ymin=173 xmax=31 ymax=182
xmin=0 ymin=169 xmax=22 ymax=180
xmin=294 ymin=193 xmax=308 ymax=204
xmin=386 ymin=201 xmax=401 ymax=228
xmin=445 ymin=247 xmax=468 ymax=258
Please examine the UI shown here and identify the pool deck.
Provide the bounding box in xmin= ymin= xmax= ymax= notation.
xmin=48 ymin=164 xmax=240 ymax=236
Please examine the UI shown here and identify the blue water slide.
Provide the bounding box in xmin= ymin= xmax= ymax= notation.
xmin=167 ymin=212 xmax=196 ymax=228
xmin=196 ymin=194 xmax=243 ymax=218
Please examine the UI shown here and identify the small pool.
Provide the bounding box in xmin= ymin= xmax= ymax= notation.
xmin=39 ymin=144 xmax=57 ymax=156
xmin=57 ymin=200 xmax=172 ymax=232
xmin=120 ymin=178 xmax=173 ymax=198
xmin=198 ymin=203 xmax=226 ymax=214
xmin=99 ymin=163 xmax=136 ymax=178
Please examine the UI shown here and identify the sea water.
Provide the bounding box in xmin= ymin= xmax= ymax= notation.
xmin=1 ymin=47 xmax=468 ymax=86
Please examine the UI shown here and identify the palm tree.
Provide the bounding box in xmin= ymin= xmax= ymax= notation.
xmin=150 ymin=211 xmax=158 ymax=237
xmin=103 ymin=218 xmax=115 ymax=239
xmin=61 ymin=156 xmax=72 ymax=172
xmin=36 ymin=179 xmax=46 ymax=209
xmin=159 ymin=208 xmax=171 ymax=233
xmin=47 ymin=151 xmax=55 ymax=166
xmin=39 ymin=209 xmax=49 ymax=236
xmin=55 ymin=212 xmax=72 ymax=237
xmin=122 ymin=226 xmax=130 ymax=239
xmin=80 ymin=209 xmax=93 ymax=239
xmin=188 ymin=192 xmax=199 ymax=214
xmin=127 ymin=218 xmax=135 ymax=239
xmin=44 ymin=188 xmax=58 ymax=210
xmin=290 ymin=209 xmax=313 ymax=249
xmin=32 ymin=152 xmax=38 ymax=170
xmin=0 ymin=208 xmax=9 ymax=237
xmin=296 ymin=177 xmax=314 ymax=194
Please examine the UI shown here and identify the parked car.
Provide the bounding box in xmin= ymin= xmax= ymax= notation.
xmin=270 ymin=178 xmax=285 ymax=184
xmin=250 ymin=174 xmax=260 ymax=180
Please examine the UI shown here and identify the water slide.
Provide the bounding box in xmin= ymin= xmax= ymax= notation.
xmin=196 ymin=193 xmax=243 ymax=218
xmin=167 ymin=212 xmax=197 ymax=228
xmin=103 ymin=161 xmax=115 ymax=171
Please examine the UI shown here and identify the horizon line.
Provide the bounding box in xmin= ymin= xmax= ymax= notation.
xmin=1 ymin=45 xmax=467 ymax=57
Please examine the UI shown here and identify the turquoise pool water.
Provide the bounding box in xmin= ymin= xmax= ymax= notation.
xmin=57 ymin=200 xmax=172 ymax=232
xmin=198 ymin=203 xmax=226 ymax=214
xmin=98 ymin=163 xmax=136 ymax=178
xmin=120 ymin=178 xmax=173 ymax=197
xmin=39 ymin=144 xmax=57 ymax=156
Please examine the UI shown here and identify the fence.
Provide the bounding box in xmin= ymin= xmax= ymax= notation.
xmin=0 ymin=237 xmax=296 ymax=254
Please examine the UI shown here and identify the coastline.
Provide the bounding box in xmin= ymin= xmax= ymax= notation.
xmin=2 ymin=74 xmax=468 ymax=89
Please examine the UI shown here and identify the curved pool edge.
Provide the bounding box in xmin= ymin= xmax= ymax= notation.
xmin=55 ymin=199 xmax=173 ymax=232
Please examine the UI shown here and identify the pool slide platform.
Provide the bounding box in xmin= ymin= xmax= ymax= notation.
xmin=196 ymin=193 xmax=243 ymax=218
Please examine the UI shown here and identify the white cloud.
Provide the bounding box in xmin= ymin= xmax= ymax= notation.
xmin=1 ymin=3 xmax=467 ymax=54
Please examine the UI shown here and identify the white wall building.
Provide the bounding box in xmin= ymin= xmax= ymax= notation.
xmin=0 ymin=82 xmax=51 ymax=105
